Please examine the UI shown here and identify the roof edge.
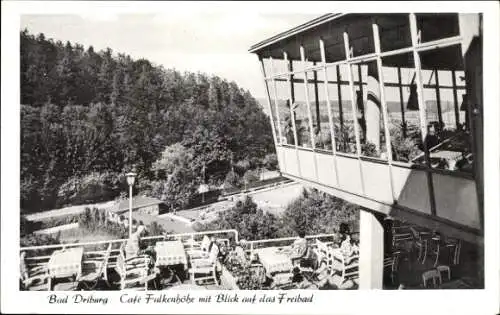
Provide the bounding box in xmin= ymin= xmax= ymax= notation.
xmin=248 ymin=13 xmax=345 ymax=54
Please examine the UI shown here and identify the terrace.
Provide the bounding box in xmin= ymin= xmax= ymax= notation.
xmin=20 ymin=224 xmax=480 ymax=291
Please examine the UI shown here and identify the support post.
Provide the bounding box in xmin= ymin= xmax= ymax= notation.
xmin=129 ymin=184 xmax=133 ymax=238
xmin=359 ymin=210 xmax=384 ymax=289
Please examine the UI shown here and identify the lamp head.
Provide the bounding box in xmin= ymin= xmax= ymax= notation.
xmin=126 ymin=172 xmax=137 ymax=186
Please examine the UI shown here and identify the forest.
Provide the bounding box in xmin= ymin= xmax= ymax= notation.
xmin=20 ymin=29 xmax=275 ymax=213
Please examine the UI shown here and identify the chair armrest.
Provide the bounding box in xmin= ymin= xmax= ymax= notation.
xmin=187 ymin=250 xmax=209 ymax=259
xmin=126 ymin=263 xmax=148 ymax=270
xmin=83 ymin=259 xmax=104 ymax=265
xmin=191 ymin=259 xmax=212 ymax=267
xmin=125 ymin=267 xmax=149 ymax=276
xmin=125 ymin=256 xmax=149 ymax=264
xmin=30 ymin=265 xmax=47 ymax=273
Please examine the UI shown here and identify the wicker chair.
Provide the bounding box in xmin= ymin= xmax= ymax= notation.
xmin=188 ymin=244 xmax=220 ymax=285
xmin=79 ymin=243 xmax=112 ymax=290
xmin=20 ymin=252 xmax=50 ymax=291
xmin=332 ymin=248 xmax=359 ymax=286
xmin=383 ymin=251 xmax=400 ymax=285
xmin=115 ymin=246 xmax=155 ymax=291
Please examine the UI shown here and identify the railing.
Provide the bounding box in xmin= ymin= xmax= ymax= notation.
xmin=20 ymin=229 xmax=355 ymax=291
xmin=245 ymin=233 xmax=338 ymax=256
xmin=141 ymin=229 xmax=239 ymax=246
xmin=21 ymin=229 xmax=240 ymax=262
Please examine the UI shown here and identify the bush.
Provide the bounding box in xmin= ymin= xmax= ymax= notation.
xmin=196 ymin=196 xmax=280 ymax=241
xmin=234 ymin=159 xmax=251 ymax=176
xmin=242 ymin=169 xmax=259 ymax=186
xmin=20 ymin=233 xmax=61 ymax=248
xmin=20 ymin=216 xmax=39 ymax=236
xmin=276 ymin=188 xmax=359 ymax=237
xmin=195 ymin=188 xmax=360 ymax=241
xmin=56 ymin=172 xmax=122 ymax=207
xmin=262 ymin=153 xmax=278 ymax=170
xmin=145 ymin=221 xmax=165 ymax=236
xmin=77 ymin=206 xmax=126 ymax=238
xmin=37 ymin=214 xmax=80 ymax=230
xmin=223 ymin=171 xmax=241 ymax=190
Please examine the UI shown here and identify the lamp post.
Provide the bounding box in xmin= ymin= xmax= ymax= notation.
xmin=126 ymin=172 xmax=136 ymax=238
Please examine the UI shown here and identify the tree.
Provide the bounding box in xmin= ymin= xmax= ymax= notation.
xmin=223 ymin=170 xmax=241 ymax=190
xmin=194 ymin=189 xmax=360 ymax=241
xmin=20 ymin=29 xmax=275 ymax=213
xmin=148 ymin=144 xmax=198 ymax=211
xmin=262 ymin=153 xmax=278 ymax=170
xmin=195 ymin=196 xmax=280 ymax=241
xmin=242 ymin=169 xmax=259 ymax=187
xmin=276 ymin=188 xmax=359 ymax=237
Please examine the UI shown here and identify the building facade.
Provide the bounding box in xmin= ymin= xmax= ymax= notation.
xmin=250 ymin=13 xmax=483 ymax=289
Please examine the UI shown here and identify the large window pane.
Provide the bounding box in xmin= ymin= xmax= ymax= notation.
xmin=293 ymin=72 xmax=313 ymax=149
xmin=324 ymin=27 xmax=346 ymax=63
xmin=350 ymin=61 xmax=388 ymax=159
xmin=381 ymin=53 xmax=424 ymax=163
xmin=376 ymin=14 xmax=412 ymax=52
xmin=418 ymin=45 xmax=473 ymax=173
xmin=273 ymin=58 xmax=289 ymax=75
xmin=346 ymin=15 xmax=375 ymax=57
xmin=262 ymin=58 xmax=273 ymax=77
xmin=307 ymin=70 xmax=332 ymax=151
xmin=326 ymin=65 xmax=356 ymax=154
xmin=265 ymin=80 xmax=281 ymax=144
xmin=275 ymin=78 xmax=295 ymax=146
xmin=262 ymin=57 xmax=288 ymax=77
xmin=416 ymin=13 xmax=460 ymax=43
xmin=292 ymin=60 xmax=315 ymax=73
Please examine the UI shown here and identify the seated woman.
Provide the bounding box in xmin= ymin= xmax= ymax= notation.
xmin=232 ymin=242 xmax=249 ymax=265
xmin=289 ymin=230 xmax=309 ymax=267
xmin=339 ymin=234 xmax=359 ymax=265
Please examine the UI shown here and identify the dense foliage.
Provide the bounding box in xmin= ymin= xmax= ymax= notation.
xmin=195 ymin=188 xmax=359 ymax=241
xmin=20 ymin=30 xmax=274 ymax=212
xmin=195 ymin=196 xmax=281 ymax=241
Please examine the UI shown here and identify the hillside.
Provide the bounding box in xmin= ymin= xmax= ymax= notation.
xmin=20 ymin=30 xmax=274 ymax=213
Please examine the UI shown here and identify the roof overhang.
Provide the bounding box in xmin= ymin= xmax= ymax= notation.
xmin=248 ymin=13 xmax=345 ymax=54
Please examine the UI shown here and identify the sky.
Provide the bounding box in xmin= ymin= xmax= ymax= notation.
xmin=20 ymin=11 xmax=319 ymax=100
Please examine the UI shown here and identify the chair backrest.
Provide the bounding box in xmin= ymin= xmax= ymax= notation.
xmin=384 ymin=252 xmax=400 ymax=272
xmin=409 ymin=226 xmax=418 ymax=239
xmin=316 ymin=239 xmax=328 ymax=255
xmin=115 ymin=251 xmax=126 ymax=278
xmin=20 ymin=252 xmax=28 ymax=279
xmin=96 ymin=243 xmax=113 ymax=275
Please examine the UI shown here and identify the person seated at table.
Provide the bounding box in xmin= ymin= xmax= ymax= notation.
xmin=290 ymin=230 xmax=309 ymax=266
xmin=233 ymin=242 xmax=250 ymax=266
xmin=339 ymin=233 xmax=359 ymax=264
xmin=125 ymin=224 xmax=146 ymax=258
